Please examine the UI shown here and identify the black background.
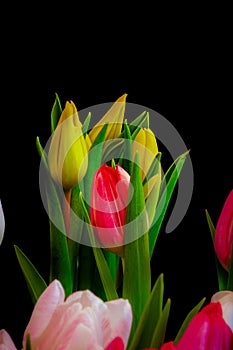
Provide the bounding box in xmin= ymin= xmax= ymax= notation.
xmin=0 ymin=4 xmax=232 ymax=349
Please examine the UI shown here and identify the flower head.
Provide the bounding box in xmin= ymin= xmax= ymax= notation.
xmin=157 ymin=292 xmax=233 ymax=350
xmin=48 ymin=100 xmax=88 ymax=191
xmin=22 ymin=279 xmax=132 ymax=350
xmin=214 ymin=189 xmax=233 ymax=271
xmin=90 ymin=163 xmax=130 ymax=256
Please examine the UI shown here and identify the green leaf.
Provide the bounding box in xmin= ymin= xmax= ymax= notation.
xmin=174 ymin=297 xmax=206 ymax=345
xmin=123 ymin=152 xmax=151 ymax=339
xmin=121 ymin=121 xmax=133 ymax=175
xmin=35 ymin=136 xmax=49 ymax=173
xmin=149 ymin=151 xmax=188 ymax=257
xmin=129 ymin=111 xmax=150 ymax=136
xmin=205 ymin=209 xmax=228 ymax=290
xmin=51 ymin=92 xmax=62 ymax=133
xmin=128 ymin=273 xmax=164 ymax=350
xmin=150 ymin=298 xmax=171 ymax=349
xmin=79 ymin=192 xmax=118 ymax=300
xmin=82 ymin=112 xmax=92 ymax=137
xmin=14 ymin=245 xmax=47 ymax=304
xmin=26 ymin=333 xmax=32 ymax=350
xmin=43 ymin=163 xmax=73 ymax=296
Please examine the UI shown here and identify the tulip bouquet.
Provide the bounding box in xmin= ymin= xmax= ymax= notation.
xmin=0 ymin=93 xmax=233 ymax=349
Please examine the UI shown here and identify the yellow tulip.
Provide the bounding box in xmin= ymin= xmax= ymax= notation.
xmin=88 ymin=93 xmax=127 ymax=143
xmin=133 ymin=127 xmax=159 ymax=180
xmin=48 ymin=100 xmax=88 ymax=191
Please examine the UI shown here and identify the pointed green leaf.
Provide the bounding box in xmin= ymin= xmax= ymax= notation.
xmin=128 ymin=273 xmax=164 ymax=350
xmin=82 ymin=112 xmax=92 ymax=137
xmin=51 ymin=92 xmax=62 ymax=133
xmin=205 ymin=209 xmax=228 ymax=290
xmin=42 ymin=163 xmax=72 ymax=296
xmin=150 ymin=298 xmax=171 ymax=349
xmin=35 ymin=136 xmax=49 ymax=173
xmin=14 ymin=245 xmax=47 ymax=304
xmin=174 ymin=297 xmax=206 ymax=344
xmin=130 ymin=111 xmax=150 ymax=136
xmin=149 ymin=151 xmax=188 ymax=257
xmin=123 ymin=152 xmax=151 ymax=339
xmin=26 ymin=333 xmax=32 ymax=350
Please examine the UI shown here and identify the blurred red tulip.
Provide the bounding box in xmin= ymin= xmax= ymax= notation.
xmin=214 ymin=189 xmax=233 ymax=271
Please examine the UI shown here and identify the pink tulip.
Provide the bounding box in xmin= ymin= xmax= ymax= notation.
xmin=214 ymin=189 xmax=233 ymax=271
xmin=22 ymin=279 xmax=132 ymax=350
xmin=90 ymin=163 xmax=130 ymax=256
xmin=0 ymin=329 xmax=17 ymax=350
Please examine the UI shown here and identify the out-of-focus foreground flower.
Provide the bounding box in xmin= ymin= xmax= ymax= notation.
xmin=214 ymin=189 xmax=233 ymax=271
xmin=0 ymin=329 xmax=17 ymax=350
xmin=0 ymin=200 xmax=5 ymax=246
xmin=146 ymin=290 xmax=233 ymax=350
xmin=19 ymin=279 xmax=132 ymax=350
xmin=90 ymin=163 xmax=130 ymax=256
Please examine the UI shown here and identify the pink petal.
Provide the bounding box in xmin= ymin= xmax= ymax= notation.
xmin=0 ymin=330 xmax=17 ymax=350
xmin=23 ymin=279 xmax=65 ymax=344
xmin=62 ymin=323 xmax=102 ymax=350
xmin=105 ymin=299 xmax=132 ymax=348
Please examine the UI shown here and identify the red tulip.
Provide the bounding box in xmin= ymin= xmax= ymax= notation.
xmin=90 ymin=163 xmax=130 ymax=256
xmin=144 ymin=291 xmax=233 ymax=350
xmin=214 ymin=189 xmax=233 ymax=271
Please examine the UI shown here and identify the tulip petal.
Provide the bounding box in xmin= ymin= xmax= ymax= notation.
xmin=214 ymin=189 xmax=233 ymax=270
xmin=176 ymin=302 xmax=233 ymax=350
xmin=105 ymin=299 xmax=132 ymax=348
xmin=23 ymin=279 xmax=65 ymax=343
xmin=105 ymin=337 xmax=125 ymax=350
xmin=88 ymin=94 xmax=127 ymax=143
xmin=0 ymin=200 xmax=5 ymax=246
xmin=0 ymin=330 xmax=17 ymax=350
xmin=211 ymin=290 xmax=233 ymax=332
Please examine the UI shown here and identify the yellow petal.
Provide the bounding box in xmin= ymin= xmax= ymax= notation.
xmin=88 ymin=93 xmax=127 ymax=143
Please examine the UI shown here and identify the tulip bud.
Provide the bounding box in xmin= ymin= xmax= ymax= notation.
xmin=88 ymin=93 xmax=127 ymax=143
xmin=0 ymin=200 xmax=5 ymax=245
xmin=214 ymin=189 xmax=233 ymax=271
xmin=90 ymin=163 xmax=130 ymax=256
xmin=132 ymin=127 xmax=159 ymax=181
xmin=48 ymin=100 xmax=88 ymax=191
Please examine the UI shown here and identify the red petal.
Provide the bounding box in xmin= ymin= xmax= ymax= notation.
xmin=105 ymin=336 xmax=125 ymax=350
xmin=214 ymin=189 xmax=233 ymax=270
